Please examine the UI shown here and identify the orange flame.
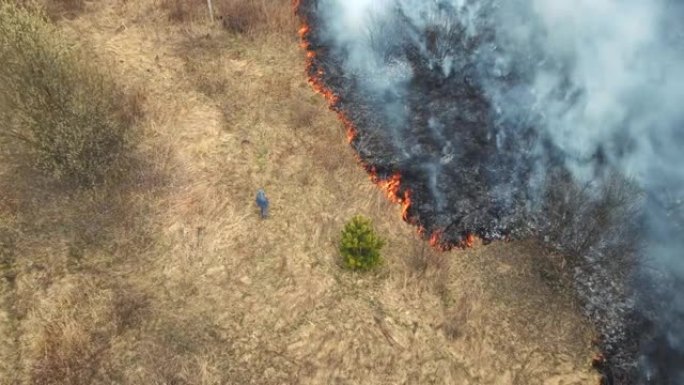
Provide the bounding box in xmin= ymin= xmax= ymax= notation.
xmin=295 ymin=4 xmax=606 ymax=379
xmin=371 ymin=171 xmax=412 ymax=221
xmin=429 ymin=230 xmax=446 ymax=249
xmin=294 ymin=2 xmax=475 ymax=250
xmin=296 ymin=5 xmax=355 ymax=142
xmin=463 ymin=233 xmax=476 ymax=248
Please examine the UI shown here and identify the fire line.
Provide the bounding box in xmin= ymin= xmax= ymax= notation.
xmin=294 ymin=1 xmax=475 ymax=250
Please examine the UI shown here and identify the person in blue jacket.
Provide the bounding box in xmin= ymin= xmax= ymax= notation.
xmin=255 ymin=188 xmax=269 ymax=219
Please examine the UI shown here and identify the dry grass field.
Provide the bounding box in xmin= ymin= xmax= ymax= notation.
xmin=0 ymin=1 xmax=600 ymax=384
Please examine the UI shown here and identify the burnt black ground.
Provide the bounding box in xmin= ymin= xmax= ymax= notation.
xmin=296 ymin=1 xmax=684 ymax=384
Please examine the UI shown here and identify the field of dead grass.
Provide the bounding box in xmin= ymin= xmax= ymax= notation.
xmin=0 ymin=1 xmax=600 ymax=384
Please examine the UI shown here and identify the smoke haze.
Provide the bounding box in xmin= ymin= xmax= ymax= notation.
xmin=299 ymin=0 xmax=684 ymax=383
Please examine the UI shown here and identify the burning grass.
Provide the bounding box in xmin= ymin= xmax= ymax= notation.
xmin=297 ymin=17 xmax=478 ymax=251
xmin=0 ymin=1 xmax=600 ymax=384
xmin=295 ymin=0 xmax=640 ymax=382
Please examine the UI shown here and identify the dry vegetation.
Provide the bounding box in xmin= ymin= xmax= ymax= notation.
xmin=14 ymin=0 xmax=85 ymax=20
xmin=161 ymin=0 xmax=296 ymax=36
xmin=0 ymin=2 xmax=142 ymax=188
xmin=0 ymin=1 xmax=600 ymax=384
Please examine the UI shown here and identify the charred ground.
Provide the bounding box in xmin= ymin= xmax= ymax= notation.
xmin=295 ymin=1 xmax=677 ymax=384
xmin=0 ymin=0 xmax=647 ymax=384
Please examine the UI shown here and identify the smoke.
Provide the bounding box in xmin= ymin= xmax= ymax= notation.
xmin=487 ymin=2 xmax=684 ymax=382
xmin=493 ymin=4 xmax=684 ymax=381
xmin=299 ymin=0 xmax=684 ymax=383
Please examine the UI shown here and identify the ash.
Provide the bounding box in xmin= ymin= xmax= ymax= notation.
xmin=297 ymin=1 xmax=684 ymax=383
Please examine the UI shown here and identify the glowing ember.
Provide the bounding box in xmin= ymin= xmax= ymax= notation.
xmin=592 ymin=353 xmax=605 ymax=366
xmin=427 ymin=230 xmax=476 ymax=251
xmin=463 ymin=233 xmax=476 ymax=248
xmin=429 ymin=230 xmax=446 ymax=249
xmin=294 ymin=2 xmax=684 ymax=384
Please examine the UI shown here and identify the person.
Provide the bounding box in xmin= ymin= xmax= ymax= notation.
xmin=255 ymin=188 xmax=269 ymax=219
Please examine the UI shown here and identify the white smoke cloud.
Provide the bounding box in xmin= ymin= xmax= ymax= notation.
xmin=510 ymin=0 xmax=684 ymax=188
xmin=307 ymin=0 xmax=684 ymax=379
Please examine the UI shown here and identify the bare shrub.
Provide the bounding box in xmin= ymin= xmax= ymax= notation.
xmin=289 ymin=99 xmax=318 ymax=130
xmin=404 ymin=241 xmax=453 ymax=304
xmin=160 ymin=0 xmax=296 ymax=37
xmin=23 ymin=277 xmax=232 ymax=385
xmin=182 ymin=57 xmax=232 ymax=97
xmin=440 ymin=296 xmax=470 ymax=340
xmin=310 ymin=141 xmax=346 ymax=172
xmin=539 ymin=168 xmax=644 ymax=368
xmin=406 ymin=241 xmax=449 ymax=277
xmin=0 ymin=224 xmax=17 ymax=284
xmin=27 ymin=278 xmax=115 ymax=385
xmin=540 ymin=169 xmax=642 ymax=274
xmin=217 ymin=0 xmax=259 ymax=34
xmin=111 ymin=284 xmax=150 ymax=333
xmin=0 ymin=3 xmax=141 ymax=188
xmin=30 ymin=322 xmax=108 ymax=385
xmin=14 ymin=0 xmax=85 ymax=20
xmin=42 ymin=0 xmax=85 ymax=19
xmin=25 ymin=278 xmax=152 ymax=385
xmin=160 ymin=0 xmax=204 ymax=23
xmin=216 ymin=0 xmax=295 ymax=36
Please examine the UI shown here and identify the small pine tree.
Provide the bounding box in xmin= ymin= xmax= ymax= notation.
xmin=340 ymin=215 xmax=385 ymax=271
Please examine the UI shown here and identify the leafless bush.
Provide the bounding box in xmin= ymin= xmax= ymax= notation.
xmin=539 ymin=168 xmax=644 ymax=371
xmin=42 ymin=0 xmax=85 ymax=19
xmin=28 ymin=279 xmax=113 ymax=385
xmin=161 ymin=0 xmax=296 ymax=37
xmin=404 ymin=241 xmax=453 ymax=304
xmin=540 ymin=169 xmax=643 ymax=274
xmin=406 ymin=242 xmax=449 ymax=277
xmin=0 ymin=224 xmax=17 ymax=284
xmin=111 ymin=284 xmax=150 ymax=333
xmin=440 ymin=296 xmax=469 ymax=340
xmin=217 ymin=0 xmax=260 ymax=34
xmin=30 ymin=322 xmax=108 ymax=385
xmin=0 ymin=3 xmax=141 ymax=188
xmin=160 ymin=0 xmax=203 ymax=23
xmin=15 ymin=0 xmax=86 ymax=20
xmin=216 ymin=0 xmax=295 ymax=36
xmin=288 ymin=99 xmax=318 ymax=131
xmin=182 ymin=56 xmax=232 ymax=97
xmin=25 ymin=278 xmax=154 ymax=385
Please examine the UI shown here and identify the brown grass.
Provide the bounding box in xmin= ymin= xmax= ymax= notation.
xmin=38 ymin=0 xmax=85 ymax=20
xmin=216 ymin=0 xmax=296 ymax=35
xmin=160 ymin=0 xmax=199 ymax=22
xmin=0 ymin=3 xmax=145 ymax=188
xmin=161 ymin=0 xmax=296 ymax=37
xmin=0 ymin=1 xmax=600 ymax=384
